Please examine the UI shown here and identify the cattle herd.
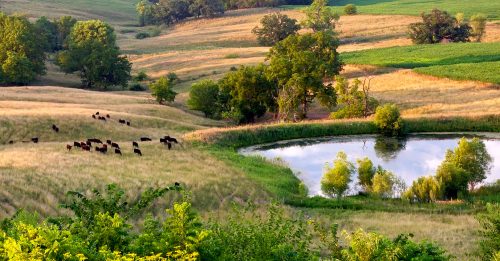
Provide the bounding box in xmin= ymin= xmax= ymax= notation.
xmin=7 ymin=111 xmax=180 ymax=157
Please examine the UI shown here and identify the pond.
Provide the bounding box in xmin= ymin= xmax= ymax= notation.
xmin=240 ymin=133 xmax=500 ymax=196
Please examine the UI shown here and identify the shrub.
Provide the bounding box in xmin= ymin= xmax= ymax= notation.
xmin=188 ymin=79 xmax=220 ymax=118
xmin=470 ymin=14 xmax=487 ymax=42
xmin=372 ymin=167 xmax=397 ymax=198
xmin=135 ymin=31 xmax=150 ymax=39
xmin=477 ymin=203 xmax=500 ymax=260
xmin=330 ymin=77 xmax=378 ymax=119
xmin=224 ymin=53 xmax=240 ymax=59
xmin=403 ymin=176 xmax=441 ymax=203
xmin=166 ymin=72 xmax=179 ymax=83
xmin=321 ymin=151 xmax=354 ymax=199
xmin=128 ymin=81 xmax=147 ymax=91
xmin=133 ymin=71 xmax=149 ymax=81
xmin=149 ymin=76 xmax=177 ymax=104
xmin=357 ymin=157 xmax=376 ymax=192
xmin=344 ymin=4 xmax=357 ymax=15
xmin=374 ymin=103 xmax=403 ymax=136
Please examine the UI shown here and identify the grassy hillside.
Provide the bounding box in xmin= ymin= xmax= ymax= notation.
xmin=342 ymin=42 xmax=500 ymax=84
xmin=286 ymin=0 xmax=500 ymax=20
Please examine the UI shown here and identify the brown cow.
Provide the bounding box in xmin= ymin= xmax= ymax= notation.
xmin=66 ymin=144 xmax=72 ymax=151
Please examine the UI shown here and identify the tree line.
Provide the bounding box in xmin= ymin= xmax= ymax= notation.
xmin=136 ymin=0 xmax=312 ymax=26
xmin=0 ymin=13 xmax=131 ymax=88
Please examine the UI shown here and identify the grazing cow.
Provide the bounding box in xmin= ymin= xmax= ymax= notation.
xmin=86 ymin=140 xmax=92 ymax=147
xmin=106 ymin=140 xmax=112 ymax=145
xmin=52 ymin=124 xmax=59 ymax=132
xmin=164 ymin=136 xmax=178 ymax=144
xmin=74 ymin=141 xmax=81 ymax=148
xmin=82 ymin=145 xmax=91 ymax=151
xmin=67 ymin=144 xmax=72 ymax=151
xmin=174 ymin=182 xmax=180 ymax=187
xmin=88 ymin=138 xmax=103 ymax=144
xmin=160 ymin=138 xmax=166 ymax=143
xmin=100 ymin=146 xmax=108 ymax=154
xmin=31 ymin=137 xmax=39 ymax=143
xmin=115 ymin=149 xmax=122 ymax=155
xmin=106 ymin=114 xmax=110 ymax=118
xmin=140 ymin=137 xmax=152 ymax=142
xmin=118 ymin=119 xmax=125 ymax=124
xmin=126 ymin=121 xmax=131 ymax=126
xmin=111 ymin=142 xmax=120 ymax=149
xmin=92 ymin=114 xmax=96 ymax=119
xmin=95 ymin=147 xmax=101 ymax=152
xmin=134 ymin=148 xmax=142 ymax=156
xmin=132 ymin=141 xmax=139 ymax=147
xmin=96 ymin=112 xmax=100 ymax=115
xmin=8 ymin=140 xmax=14 ymax=144
xmin=99 ymin=116 xmax=106 ymax=121
xmin=80 ymin=141 xmax=86 ymax=147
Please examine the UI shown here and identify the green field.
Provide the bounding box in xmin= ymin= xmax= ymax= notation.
xmin=286 ymin=0 xmax=500 ymax=20
xmin=342 ymin=42 xmax=500 ymax=84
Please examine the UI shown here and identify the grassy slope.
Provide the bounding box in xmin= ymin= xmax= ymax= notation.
xmin=342 ymin=42 xmax=500 ymax=84
xmin=286 ymin=0 xmax=500 ymax=20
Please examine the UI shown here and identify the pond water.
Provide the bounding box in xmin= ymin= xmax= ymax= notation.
xmin=240 ymin=133 xmax=500 ymax=196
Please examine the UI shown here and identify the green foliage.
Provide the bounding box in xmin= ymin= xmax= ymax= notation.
xmin=470 ymin=13 xmax=487 ymax=42
xmin=129 ymin=81 xmax=147 ymax=91
xmin=403 ymin=176 xmax=441 ymax=203
xmin=436 ymin=161 xmax=469 ymax=200
xmin=374 ymin=104 xmax=403 ymax=136
xmin=0 ymin=13 xmax=46 ymax=85
xmin=302 ymin=0 xmax=339 ymax=32
xmin=321 ymin=151 xmax=354 ymax=198
xmin=471 ymin=180 xmax=500 ymax=203
xmin=188 ymin=80 xmax=221 ymax=118
xmin=356 ymin=157 xmax=375 ymax=192
xmin=477 ymin=203 xmax=500 ymax=260
xmin=34 ymin=16 xmax=58 ymax=52
xmin=343 ymin=4 xmax=357 ymax=15
xmin=372 ymin=167 xmax=397 ymax=198
xmin=330 ymin=77 xmax=378 ymax=119
xmin=135 ymin=31 xmax=150 ymax=39
xmin=190 ymin=0 xmax=225 ymax=18
xmin=408 ymin=9 xmax=471 ymax=44
xmin=267 ymin=30 xmax=341 ymax=119
xmin=139 ymin=0 xmax=225 ymax=26
xmin=53 ymin=16 xmax=78 ymax=51
xmin=56 ymin=20 xmax=131 ymax=89
xmin=167 ymin=72 xmax=179 ymax=83
xmin=442 ymin=137 xmax=492 ymax=189
xmin=218 ymin=64 xmax=277 ymax=123
xmin=252 ymin=12 xmax=300 ymax=46
xmin=149 ymin=76 xmax=178 ymax=104
xmin=133 ymin=71 xmax=149 ymax=82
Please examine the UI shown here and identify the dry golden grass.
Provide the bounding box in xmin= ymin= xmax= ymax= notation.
xmin=342 ymin=65 xmax=500 ymax=117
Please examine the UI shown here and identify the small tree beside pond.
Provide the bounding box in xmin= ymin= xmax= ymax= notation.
xmin=374 ymin=103 xmax=403 ymax=136
xmin=321 ymin=151 xmax=354 ymax=199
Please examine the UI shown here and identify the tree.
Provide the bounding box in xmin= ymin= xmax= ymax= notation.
xmin=344 ymin=4 xmax=357 ymax=15
xmin=266 ymin=30 xmax=341 ymax=120
xmin=372 ymin=167 xmax=396 ymax=198
xmin=189 ymin=0 xmax=224 ymax=18
xmin=321 ymin=151 xmax=354 ymax=199
xmin=357 ymin=157 xmax=376 ymax=192
xmin=0 ymin=13 xmax=46 ymax=85
xmin=403 ymin=176 xmax=441 ymax=203
xmin=56 ymin=20 xmax=131 ymax=89
xmin=408 ymin=9 xmax=471 ymax=44
xmin=330 ymin=77 xmax=378 ymax=119
xmin=149 ymin=76 xmax=177 ymax=104
xmin=436 ymin=161 xmax=469 ymax=199
xmin=53 ymin=16 xmax=77 ymax=51
xmin=302 ymin=0 xmax=339 ymax=32
xmin=136 ymin=0 xmax=156 ymax=26
xmin=374 ymin=136 xmax=407 ymax=161
xmin=374 ymin=103 xmax=403 ymax=136
xmin=188 ymin=79 xmax=220 ymax=118
xmin=470 ymin=14 xmax=487 ymax=42
xmin=252 ymin=12 xmax=300 ymax=46
xmin=34 ymin=16 xmax=58 ymax=52
xmin=218 ymin=64 xmax=277 ymax=123
xmin=443 ymin=137 xmax=492 ymax=189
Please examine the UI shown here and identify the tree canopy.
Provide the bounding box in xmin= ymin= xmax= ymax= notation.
xmin=321 ymin=151 xmax=354 ymax=198
xmin=150 ymin=76 xmax=178 ymax=104
xmin=56 ymin=20 xmax=131 ymax=89
xmin=408 ymin=9 xmax=472 ymax=44
xmin=0 ymin=13 xmax=46 ymax=85
xmin=302 ymin=0 xmax=339 ymax=32
xmin=252 ymin=12 xmax=300 ymax=46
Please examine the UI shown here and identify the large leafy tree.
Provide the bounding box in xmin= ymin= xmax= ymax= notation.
xmin=408 ymin=9 xmax=471 ymax=44
xmin=56 ymin=20 xmax=131 ymax=89
xmin=34 ymin=16 xmax=58 ymax=52
xmin=0 ymin=13 xmax=46 ymax=85
xmin=252 ymin=12 xmax=300 ymax=46
xmin=266 ymin=30 xmax=341 ymax=119
xmin=188 ymin=79 xmax=220 ymax=118
xmin=189 ymin=0 xmax=225 ymax=18
xmin=218 ymin=64 xmax=277 ymax=123
xmin=302 ymin=0 xmax=339 ymax=32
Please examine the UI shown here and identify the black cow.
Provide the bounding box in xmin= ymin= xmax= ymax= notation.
xmin=115 ymin=149 xmax=122 ymax=155
xmin=74 ymin=141 xmax=81 ymax=148
xmin=160 ymin=138 xmax=166 ymax=143
xmin=92 ymin=115 xmax=96 ymax=119
xmin=106 ymin=140 xmax=112 ymax=145
xmin=106 ymin=114 xmax=110 ymax=118
xmin=96 ymin=112 xmax=100 ymax=115
xmin=174 ymin=182 xmax=180 ymax=187
xmin=164 ymin=136 xmax=178 ymax=144
xmin=118 ymin=119 xmax=126 ymax=124
xmin=111 ymin=143 xmax=120 ymax=149
xmin=86 ymin=140 xmax=92 ymax=147
xmin=31 ymin=137 xmax=39 ymax=143
xmin=134 ymin=148 xmax=142 ymax=156
xmin=88 ymin=138 xmax=103 ymax=144
xmin=132 ymin=141 xmax=139 ymax=147
xmin=8 ymin=140 xmax=14 ymax=144
xmin=126 ymin=121 xmax=131 ymax=126
xmin=52 ymin=124 xmax=59 ymax=132
xmin=140 ymin=137 xmax=152 ymax=142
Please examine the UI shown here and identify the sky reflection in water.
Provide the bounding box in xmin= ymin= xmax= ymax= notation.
xmin=242 ymin=134 xmax=500 ymax=196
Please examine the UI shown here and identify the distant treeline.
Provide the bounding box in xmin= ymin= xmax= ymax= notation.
xmin=136 ymin=0 xmax=313 ymax=26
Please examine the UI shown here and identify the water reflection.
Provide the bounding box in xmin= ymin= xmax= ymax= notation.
xmin=241 ymin=134 xmax=500 ymax=196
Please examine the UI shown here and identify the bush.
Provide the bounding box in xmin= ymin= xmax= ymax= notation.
xmin=166 ymin=72 xmax=179 ymax=83
xmin=470 ymin=14 xmax=487 ymax=42
xmin=135 ymin=31 xmax=150 ymax=39
xmin=403 ymin=176 xmax=441 ymax=203
xmin=344 ymin=4 xmax=357 ymax=15
xmin=408 ymin=9 xmax=471 ymax=44
xmin=477 ymin=203 xmax=500 ymax=260
xmin=224 ymin=53 xmax=240 ymax=59
xmin=321 ymin=151 xmax=354 ymax=199
xmin=187 ymin=80 xmax=220 ymax=118
xmin=149 ymin=76 xmax=177 ymax=104
xmin=374 ymin=103 xmax=403 ymax=136
xmin=128 ymin=81 xmax=147 ymax=91
xmin=133 ymin=71 xmax=149 ymax=81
